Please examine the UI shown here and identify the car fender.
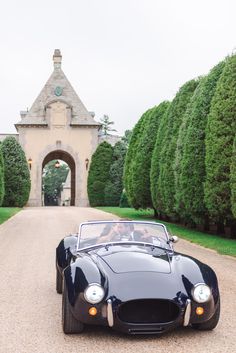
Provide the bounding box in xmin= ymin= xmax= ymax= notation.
xmin=56 ymin=235 xmax=78 ymax=272
xmin=63 ymin=255 xmax=107 ymax=307
xmin=172 ymin=253 xmax=219 ymax=301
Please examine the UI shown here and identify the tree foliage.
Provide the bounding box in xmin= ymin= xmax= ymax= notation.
xmin=1 ymin=137 xmax=30 ymax=207
xmin=204 ymin=54 xmax=236 ymax=224
xmin=87 ymin=141 xmax=113 ymax=206
xmin=131 ymin=102 xmax=170 ymax=209
xmin=100 ymin=115 xmax=117 ymax=136
xmin=231 ymin=135 xmax=236 ymax=218
xmin=0 ymin=145 xmax=4 ymax=206
xmin=175 ymin=61 xmax=225 ymax=225
xmin=156 ymin=79 xmax=199 ymax=219
xmin=42 ymin=160 xmax=69 ymax=205
xmin=123 ymin=109 xmax=153 ymax=207
xmin=150 ymin=104 xmax=170 ymax=215
xmin=104 ymin=141 xmax=127 ymax=206
xmin=124 ymin=54 xmax=236 ymax=236
xmin=121 ymin=129 xmax=132 ymax=147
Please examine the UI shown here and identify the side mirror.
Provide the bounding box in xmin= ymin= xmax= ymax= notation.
xmin=170 ymin=235 xmax=179 ymax=243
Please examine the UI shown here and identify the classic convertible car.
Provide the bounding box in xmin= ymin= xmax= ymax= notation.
xmin=56 ymin=220 xmax=220 ymax=335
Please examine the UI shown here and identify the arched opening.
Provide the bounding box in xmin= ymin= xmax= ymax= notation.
xmin=42 ymin=150 xmax=75 ymax=206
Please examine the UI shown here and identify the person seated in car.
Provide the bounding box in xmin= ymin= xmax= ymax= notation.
xmin=97 ymin=222 xmax=130 ymax=243
xmin=122 ymin=223 xmax=164 ymax=246
xmin=97 ymin=221 xmax=152 ymax=243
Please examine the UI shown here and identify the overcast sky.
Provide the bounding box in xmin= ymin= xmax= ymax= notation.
xmin=0 ymin=0 xmax=235 ymax=135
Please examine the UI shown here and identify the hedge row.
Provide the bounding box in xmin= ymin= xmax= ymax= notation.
xmin=124 ymin=53 xmax=236 ymax=236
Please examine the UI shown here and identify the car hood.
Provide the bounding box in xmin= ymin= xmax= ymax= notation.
xmin=96 ymin=246 xmax=171 ymax=274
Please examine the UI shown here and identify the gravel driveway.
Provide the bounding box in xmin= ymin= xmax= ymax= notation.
xmin=0 ymin=207 xmax=235 ymax=353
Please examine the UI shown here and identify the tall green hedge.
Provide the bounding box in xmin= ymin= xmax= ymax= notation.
xmin=175 ymin=61 xmax=225 ymax=226
xmin=131 ymin=102 xmax=170 ymax=209
xmin=0 ymin=145 xmax=5 ymax=206
xmin=150 ymin=103 xmax=170 ymax=215
xmin=87 ymin=141 xmax=113 ymax=206
xmin=104 ymin=141 xmax=127 ymax=206
xmin=204 ymin=54 xmax=236 ymax=227
xmin=231 ymin=135 xmax=236 ymax=218
xmin=123 ymin=109 xmax=152 ymax=206
xmin=174 ymin=97 xmax=196 ymax=223
xmin=124 ymin=53 xmax=236 ymax=237
xmin=1 ymin=137 xmax=30 ymax=207
xmin=157 ymin=79 xmax=199 ymax=219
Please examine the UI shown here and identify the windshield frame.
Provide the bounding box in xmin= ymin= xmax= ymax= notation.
xmin=76 ymin=220 xmax=172 ymax=252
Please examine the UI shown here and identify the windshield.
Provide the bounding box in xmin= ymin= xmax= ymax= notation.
xmin=77 ymin=221 xmax=170 ymax=250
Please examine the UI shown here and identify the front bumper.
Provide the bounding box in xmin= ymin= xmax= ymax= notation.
xmin=110 ymin=319 xmax=182 ymax=335
xmin=71 ymin=295 xmax=217 ymax=335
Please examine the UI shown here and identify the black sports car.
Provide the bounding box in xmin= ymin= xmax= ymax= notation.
xmin=56 ymin=220 xmax=220 ymax=335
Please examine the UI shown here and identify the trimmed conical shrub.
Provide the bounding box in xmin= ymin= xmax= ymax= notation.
xmin=131 ymin=101 xmax=170 ymax=209
xmin=204 ymin=54 xmax=236 ymax=227
xmin=174 ymin=61 xmax=225 ymax=226
xmin=104 ymin=141 xmax=127 ymax=206
xmin=150 ymin=103 xmax=170 ymax=216
xmin=231 ymin=135 xmax=236 ymax=219
xmin=157 ymin=79 xmax=199 ymax=219
xmin=87 ymin=141 xmax=113 ymax=206
xmin=123 ymin=109 xmax=152 ymax=206
xmin=0 ymin=145 xmax=4 ymax=206
xmin=1 ymin=137 xmax=30 ymax=207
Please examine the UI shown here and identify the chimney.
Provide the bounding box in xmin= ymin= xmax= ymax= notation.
xmin=20 ymin=111 xmax=28 ymax=119
xmin=53 ymin=49 xmax=62 ymax=69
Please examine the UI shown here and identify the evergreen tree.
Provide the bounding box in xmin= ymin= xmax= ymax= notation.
xmin=174 ymin=97 xmax=197 ymax=223
xmin=0 ymin=145 xmax=5 ymax=206
xmin=1 ymin=137 xmax=30 ymax=207
xmin=121 ymin=129 xmax=132 ymax=147
xmin=175 ymin=61 xmax=225 ymax=226
xmin=123 ymin=110 xmax=152 ymax=206
xmin=230 ymin=135 xmax=236 ymax=219
xmin=204 ymin=54 xmax=236 ymax=229
xmin=157 ymin=79 xmax=199 ymax=219
xmin=131 ymin=102 xmax=169 ymax=209
xmin=150 ymin=103 xmax=170 ymax=216
xmin=87 ymin=141 xmax=113 ymax=206
xmin=104 ymin=141 xmax=127 ymax=206
xmin=100 ymin=115 xmax=117 ymax=136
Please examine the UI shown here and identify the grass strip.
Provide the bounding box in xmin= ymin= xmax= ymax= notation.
xmin=0 ymin=208 xmax=21 ymax=225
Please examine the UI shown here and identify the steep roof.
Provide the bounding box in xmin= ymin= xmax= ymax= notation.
xmin=15 ymin=49 xmax=101 ymax=128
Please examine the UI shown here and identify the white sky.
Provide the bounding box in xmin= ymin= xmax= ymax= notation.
xmin=0 ymin=0 xmax=235 ymax=135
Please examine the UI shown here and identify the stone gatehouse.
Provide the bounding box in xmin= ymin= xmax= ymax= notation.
xmin=14 ymin=49 xmax=102 ymax=206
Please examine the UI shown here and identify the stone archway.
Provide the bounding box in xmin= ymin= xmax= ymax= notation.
xmin=15 ymin=50 xmax=101 ymax=207
xmin=42 ymin=150 xmax=76 ymax=206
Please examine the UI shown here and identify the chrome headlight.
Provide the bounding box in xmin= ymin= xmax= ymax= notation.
xmin=84 ymin=283 xmax=105 ymax=304
xmin=192 ymin=283 xmax=211 ymax=303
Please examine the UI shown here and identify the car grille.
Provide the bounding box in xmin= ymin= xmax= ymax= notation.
xmin=118 ymin=299 xmax=180 ymax=324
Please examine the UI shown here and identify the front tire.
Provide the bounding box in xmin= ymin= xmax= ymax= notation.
xmin=62 ymin=281 xmax=84 ymax=334
xmin=192 ymin=300 xmax=220 ymax=331
xmin=56 ymin=267 xmax=63 ymax=294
